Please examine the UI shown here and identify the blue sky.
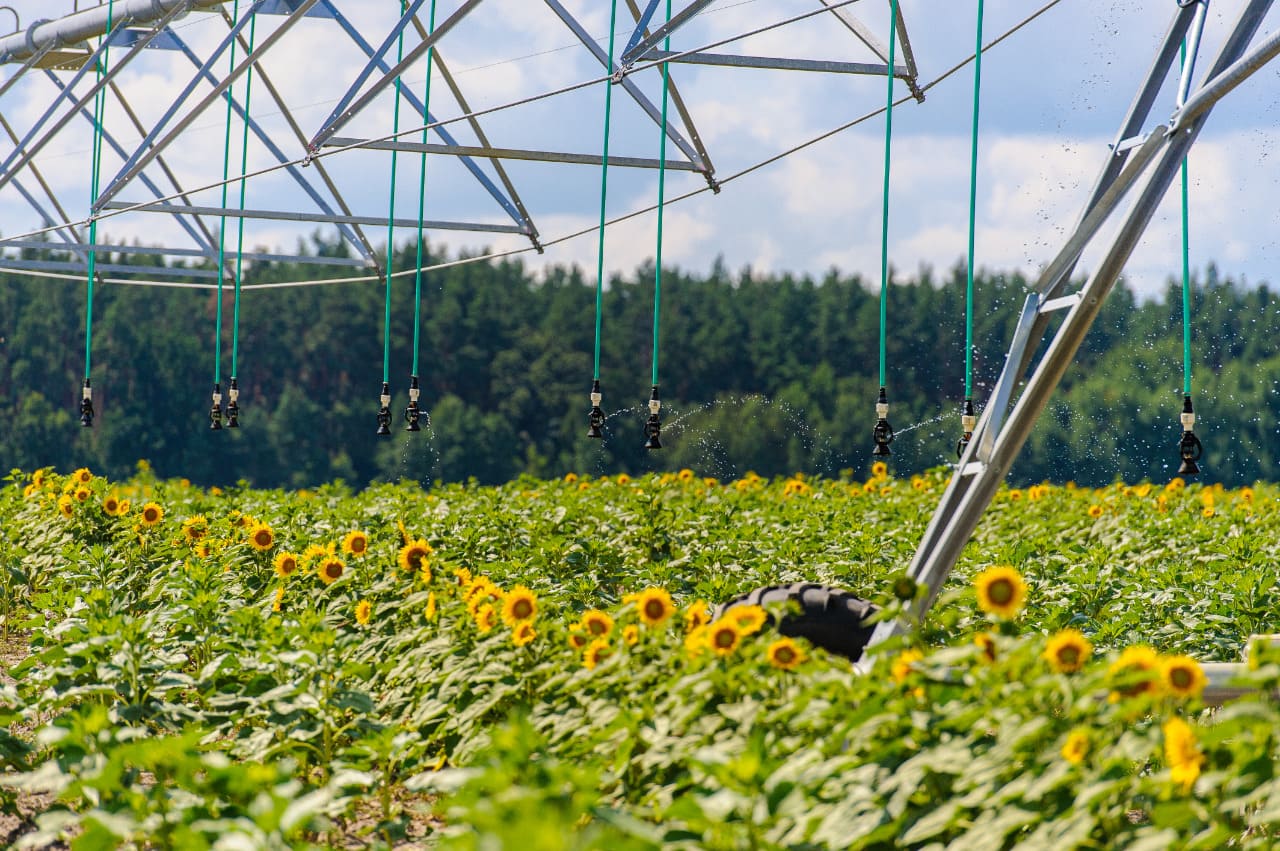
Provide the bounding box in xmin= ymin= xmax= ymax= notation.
xmin=2 ymin=0 xmax=1279 ymax=298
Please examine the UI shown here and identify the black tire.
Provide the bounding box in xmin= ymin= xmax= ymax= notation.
xmin=714 ymin=582 xmax=879 ymax=662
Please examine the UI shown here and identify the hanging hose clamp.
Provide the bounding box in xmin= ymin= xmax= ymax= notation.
xmin=704 ymin=170 xmax=721 ymax=194
xmin=587 ymin=381 xmax=605 ymax=438
xmin=377 ymin=382 xmax=393 ymax=436
xmin=226 ymin=378 xmax=240 ymax=428
xmin=404 ymin=377 xmax=422 ymax=432
xmin=611 ymin=65 xmax=631 ymax=83
xmin=209 ymin=384 xmax=223 ymax=430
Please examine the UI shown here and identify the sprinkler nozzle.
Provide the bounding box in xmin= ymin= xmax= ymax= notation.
xmin=872 ymin=386 xmax=894 ymax=457
xmin=209 ymin=383 xmax=223 ymax=431
xmin=956 ymin=397 xmax=976 ymax=458
xmin=1178 ymin=395 xmax=1203 ymax=476
xmin=376 ymin=382 xmax=392 ymax=436
xmin=587 ymin=379 xmax=604 ymax=439
xmin=226 ymin=378 xmax=240 ymax=428
xmin=643 ymin=386 xmax=662 ymax=450
xmin=404 ymin=375 xmax=422 ymax=432
xmin=79 ymin=379 xmax=94 ymax=428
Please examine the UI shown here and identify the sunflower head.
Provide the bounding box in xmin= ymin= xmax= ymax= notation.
xmin=317 ymin=557 xmax=345 ymax=586
xmin=474 ymin=603 xmax=498 ymax=634
xmin=1163 ymin=717 xmax=1204 ymax=791
xmin=615 ymin=473 xmax=631 ymax=486
xmin=871 ymin=461 xmax=888 ymax=479
xmin=891 ymin=648 xmax=925 ymax=683
xmin=568 ymin=628 xmax=587 ymax=650
xmin=583 ymin=637 xmax=612 ymax=669
xmin=581 ymin=610 xmax=613 ymax=638
xmin=728 ymin=604 xmax=768 ymax=635
xmin=1061 ymin=730 xmax=1090 ymax=765
xmin=512 ymin=621 xmax=537 ymax=647
xmin=102 ymin=494 xmax=120 ymax=516
xmin=342 ymin=530 xmax=369 ymax=557
xmin=1043 ymin=629 xmax=1092 ymax=674
xmin=398 ymin=539 xmax=433 ymax=572
xmin=974 ymin=632 xmax=998 ymax=664
xmin=181 ymin=516 xmax=209 ymax=542
xmin=622 ymin=624 xmax=639 ymax=646
xmin=355 ymin=600 xmax=373 ymax=626
xmin=73 ymin=467 xmax=92 ymax=484
xmin=677 ymin=468 xmax=695 ymax=482
xmin=73 ymin=486 xmax=91 ymax=503
xmin=57 ymin=495 xmax=74 ymax=518
xmin=973 ymin=565 xmax=1028 ymax=619
xmin=273 ymin=552 xmax=299 ymax=579
xmin=501 ymin=586 xmax=538 ymax=627
xmin=1161 ymin=655 xmax=1207 ymax=699
xmin=767 ymin=637 xmax=805 ymax=670
xmin=117 ymin=499 xmax=131 ymax=516
xmin=707 ymin=620 xmax=742 ymax=657
xmin=684 ymin=601 xmax=710 ymax=632
xmin=139 ymin=502 xmax=164 ymax=527
xmin=636 ymin=587 xmax=675 ymax=627
xmin=563 ymin=472 xmax=578 ymax=484
xmin=272 ymin=587 xmax=285 ymax=613
xmin=425 ymin=592 xmax=438 ymax=622
xmin=248 ymin=522 xmax=275 ymax=552
xmin=1108 ymin=645 xmax=1162 ymax=700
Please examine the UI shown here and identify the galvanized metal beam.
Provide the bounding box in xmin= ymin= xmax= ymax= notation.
xmin=95 ymin=0 xmax=317 ymax=209
xmin=643 ymin=49 xmax=904 ymax=76
xmin=323 ymin=136 xmax=700 ymax=171
xmin=0 ymin=257 xmax=220 ymax=279
xmin=307 ymin=0 xmax=485 ymax=151
xmin=620 ymin=0 xmax=715 ymax=65
xmin=0 ymin=239 xmax=368 ymax=267
xmin=100 ymin=201 xmax=529 ymax=234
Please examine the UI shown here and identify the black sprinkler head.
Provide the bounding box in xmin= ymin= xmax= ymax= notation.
xmin=643 ymin=386 xmax=662 ymax=450
xmin=404 ymin=375 xmax=422 ymax=432
xmin=1177 ymin=395 xmax=1203 ymax=476
xmin=587 ymin=379 xmax=604 ymax=439
xmin=226 ymin=378 xmax=240 ymax=428
xmin=872 ymin=387 xmax=894 ymax=457
xmin=210 ymin=383 xmax=223 ymax=431
xmin=79 ymin=379 xmax=94 ymax=428
xmin=376 ymin=382 xmax=392 ymax=436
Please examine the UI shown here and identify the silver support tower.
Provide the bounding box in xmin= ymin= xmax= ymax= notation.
xmin=865 ymin=0 xmax=1277 ymax=654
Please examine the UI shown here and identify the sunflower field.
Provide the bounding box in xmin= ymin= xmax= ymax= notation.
xmin=4 ymin=463 xmax=1280 ymax=849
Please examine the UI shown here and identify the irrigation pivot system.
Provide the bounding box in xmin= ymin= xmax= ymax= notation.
xmin=4 ymin=1 xmax=1280 ymax=693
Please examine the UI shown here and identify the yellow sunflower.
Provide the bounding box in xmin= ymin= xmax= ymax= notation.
xmin=73 ymin=467 xmax=92 ymax=484
xmin=102 ymin=494 xmax=120 ymax=516
xmin=973 ymin=565 xmax=1027 ymax=619
xmin=181 ymin=516 xmax=209 ymax=542
xmin=247 ymin=522 xmax=275 ymax=552
xmin=300 ymin=543 xmax=328 ymax=566
xmin=355 ymin=600 xmax=372 ymax=626
xmin=1043 ymin=629 xmax=1093 ymax=674
xmin=891 ymin=648 xmax=925 ymax=683
xmin=398 ymin=539 xmax=433 ymax=572
xmin=57 ymin=494 xmax=74 ymax=518
xmin=563 ymin=472 xmax=578 ymax=484
xmin=117 ymin=499 xmax=131 ymax=516
xmin=1087 ymin=504 xmax=1104 ymax=519
xmin=766 ymin=637 xmax=805 ymax=670
xmin=1163 ymin=717 xmax=1203 ymax=791
xmin=581 ymin=609 xmax=614 ymax=638
xmin=1161 ymin=655 xmax=1207 ymax=699
xmin=474 ymin=603 xmax=498 ymax=634
xmin=583 ymin=637 xmax=612 ymax=669
xmin=616 ymin=473 xmax=631 ymax=485
xmin=273 ymin=552 xmax=299 ymax=579
xmin=728 ymin=604 xmax=768 ymax=636
xmin=684 ymin=600 xmax=711 ymax=632
xmin=317 ymin=557 xmax=345 ymax=586
xmin=622 ymin=624 xmax=639 ymax=646
xmin=272 ymin=587 xmax=285 ymax=613
xmin=1166 ymin=477 xmax=1186 ymax=492
xmin=707 ymin=620 xmax=742 ymax=657
xmin=974 ymin=632 xmax=998 ymax=664
xmin=677 ymin=468 xmax=695 ymax=482
xmin=1061 ymin=730 xmax=1090 ymax=765
xmin=425 ymin=592 xmax=438 ymax=622
xmin=139 ymin=501 xmax=164 ymax=527
xmin=73 ymin=486 xmax=91 ymax=503
xmin=684 ymin=625 xmax=709 ymax=658
xmin=636 ymin=587 xmax=675 ymax=627
xmin=512 ymin=621 xmax=537 ymax=648
xmin=1108 ymin=645 xmax=1162 ymax=700
xmin=568 ymin=628 xmax=587 ymax=650
xmin=341 ymin=530 xmax=369 ymax=558
xmin=501 ymin=586 xmax=538 ymax=627
xmin=871 ymin=461 xmax=888 ymax=479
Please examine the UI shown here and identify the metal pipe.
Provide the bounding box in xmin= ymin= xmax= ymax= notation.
xmin=620 ymin=0 xmax=714 ymax=64
xmin=0 ymin=0 xmax=232 ymax=63
xmin=643 ymin=49 xmax=907 ymax=76
xmin=1174 ymin=19 xmax=1280 ymax=130
xmin=322 ymin=136 xmax=700 ymax=171
xmin=1176 ymin=0 xmax=1209 ymax=108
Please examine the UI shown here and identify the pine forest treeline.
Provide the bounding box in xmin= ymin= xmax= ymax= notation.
xmin=0 ymin=235 xmax=1275 ymax=488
